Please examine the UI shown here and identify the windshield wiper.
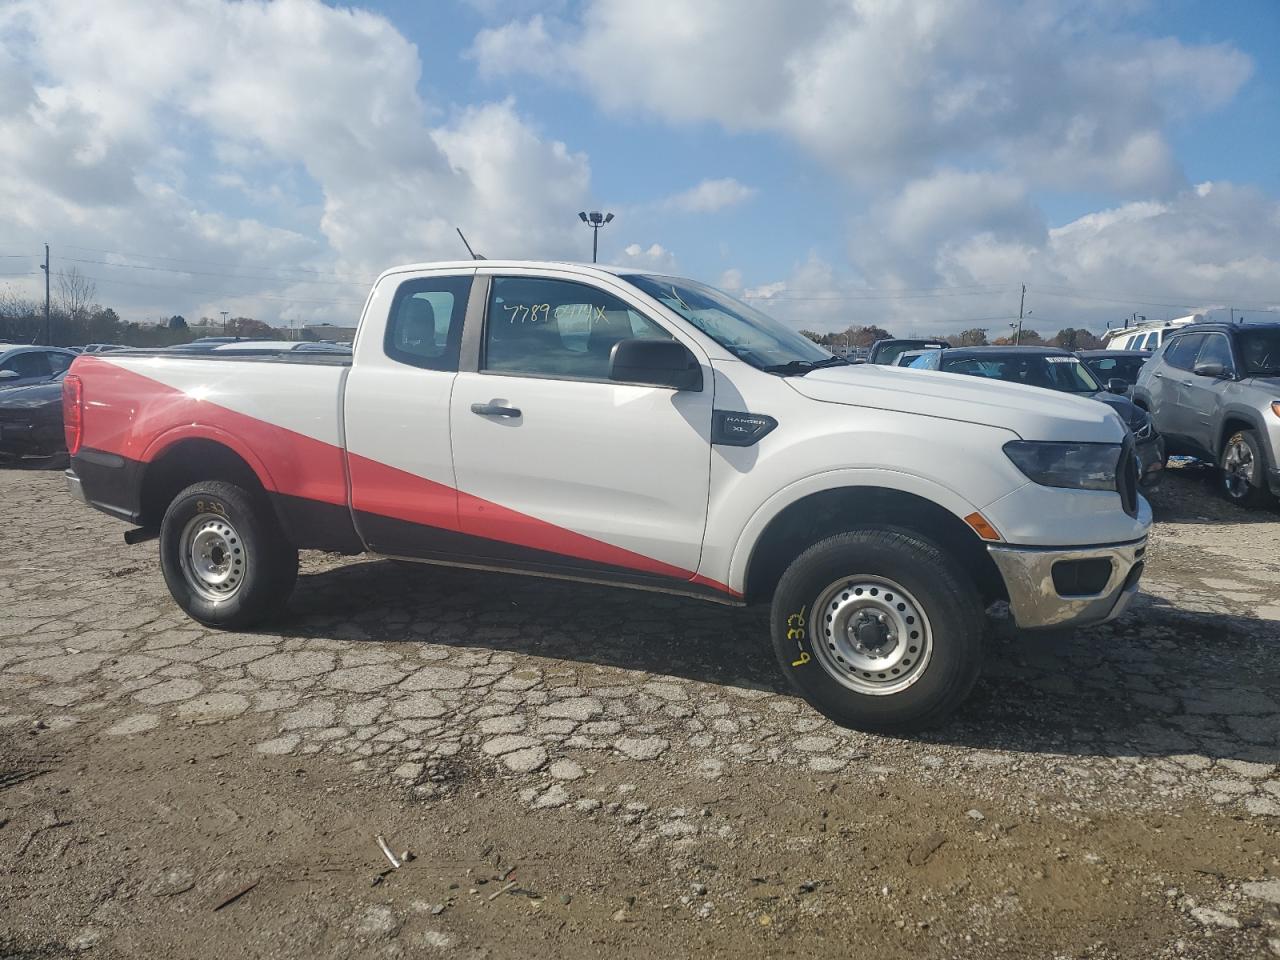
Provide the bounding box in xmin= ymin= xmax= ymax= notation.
xmin=762 ymin=356 xmax=850 ymax=376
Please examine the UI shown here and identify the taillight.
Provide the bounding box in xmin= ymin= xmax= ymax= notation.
xmin=63 ymin=374 xmax=83 ymax=455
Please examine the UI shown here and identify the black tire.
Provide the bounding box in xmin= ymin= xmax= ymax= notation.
xmin=1219 ymin=429 xmax=1272 ymax=508
xmin=770 ymin=528 xmax=984 ymax=733
xmin=159 ymin=480 xmax=298 ymax=628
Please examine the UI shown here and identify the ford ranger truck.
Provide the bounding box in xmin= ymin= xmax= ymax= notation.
xmin=63 ymin=261 xmax=1151 ymax=731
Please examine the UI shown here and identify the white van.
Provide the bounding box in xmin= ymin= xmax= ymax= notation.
xmin=1103 ymin=315 xmax=1201 ymax=351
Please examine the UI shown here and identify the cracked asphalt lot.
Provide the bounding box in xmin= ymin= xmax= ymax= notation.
xmin=2 ymin=463 xmax=1279 ymax=958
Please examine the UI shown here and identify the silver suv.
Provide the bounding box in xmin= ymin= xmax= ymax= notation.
xmin=1132 ymin=322 xmax=1280 ymax=506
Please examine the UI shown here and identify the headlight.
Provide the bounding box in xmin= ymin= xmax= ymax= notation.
xmin=1131 ymin=410 xmax=1154 ymax=441
xmin=1003 ymin=440 xmax=1121 ymax=491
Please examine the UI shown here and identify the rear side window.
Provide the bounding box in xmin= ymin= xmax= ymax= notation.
xmin=1163 ymin=334 xmax=1205 ymax=371
xmin=483 ymin=276 xmax=670 ymax=381
xmin=384 ymin=275 xmax=472 ymax=371
xmin=48 ymin=352 xmax=73 ymax=373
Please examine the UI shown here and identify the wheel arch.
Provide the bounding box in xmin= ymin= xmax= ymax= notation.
xmin=732 ymin=472 xmax=1006 ymax=606
xmin=139 ymin=433 xmax=276 ymax=531
xmin=1218 ymin=407 xmax=1267 ymax=454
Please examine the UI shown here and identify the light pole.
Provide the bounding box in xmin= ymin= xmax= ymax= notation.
xmin=578 ymin=210 xmax=614 ymax=263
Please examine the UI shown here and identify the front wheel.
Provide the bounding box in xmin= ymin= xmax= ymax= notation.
xmin=1219 ymin=429 xmax=1272 ymax=508
xmin=159 ymin=480 xmax=298 ymax=628
xmin=771 ymin=529 xmax=985 ymax=733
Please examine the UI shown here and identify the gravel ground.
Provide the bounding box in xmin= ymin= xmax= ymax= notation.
xmin=1 ymin=462 xmax=1278 ymax=959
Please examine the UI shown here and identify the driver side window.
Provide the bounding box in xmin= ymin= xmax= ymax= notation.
xmin=1194 ymin=334 xmax=1234 ymax=374
xmin=484 ymin=277 xmax=670 ymax=381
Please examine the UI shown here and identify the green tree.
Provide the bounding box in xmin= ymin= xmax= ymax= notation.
xmin=947 ymin=328 xmax=988 ymax=346
xmin=230 ymin=317 xmax=278 ymax=339
xmin=1052 ymin=327 xmax=1103 ymax=350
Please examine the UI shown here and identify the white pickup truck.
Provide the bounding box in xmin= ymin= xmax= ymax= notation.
xmin=64 ymin=260 xmax=1150 ymax=730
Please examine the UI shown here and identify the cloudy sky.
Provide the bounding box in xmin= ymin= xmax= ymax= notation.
xmin=1 ymin=0 xmax=1277 ymax=336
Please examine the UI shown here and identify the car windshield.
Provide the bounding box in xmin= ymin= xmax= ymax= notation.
xmin=942 ymin=354 xmax=1101 ymax=393
xmin=875 ymin=340 xmax=946 ymax=364
xmin=625 ymin=274 xmax=834 ymax=372
xmin=1238 ymin=329 xmax=1280 ymax=375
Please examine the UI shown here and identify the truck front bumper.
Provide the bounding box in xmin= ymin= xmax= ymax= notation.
xmin=987 ymin=537 xmax=1146 ymax=630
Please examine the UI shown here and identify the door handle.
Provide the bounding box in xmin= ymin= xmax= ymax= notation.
xmin=471 ymin=402 xmax=521 ymax=418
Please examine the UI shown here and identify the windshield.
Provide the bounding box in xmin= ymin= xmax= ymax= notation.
xmin=1238 ymin=329 xmax=1280 ymax=375
xmin=626 ymin=274 xmax=832 ymax=371
xmin=873 ymin=340 xmax=946 ymax=365
xmin=941 ymin=354 xmax=1101 ymax=393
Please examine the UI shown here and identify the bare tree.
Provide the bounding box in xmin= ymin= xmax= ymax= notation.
xmin=56 ymin=266 xmax=97 ymax=321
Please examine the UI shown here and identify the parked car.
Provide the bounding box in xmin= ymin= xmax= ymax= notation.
xmin=163 ymin=337 xmax=244 ymax=354
xmin=1102 ymin=315 xmax=1201 ymax=351
xmin=1132 ymin=321 xmax=1280 ymax=507
xmin=0 ymin=345 xmax=77 ymax=389
xmin=908 ymin=346 xmax=1164 ymax=487
xmin=213 ymin=340 xmax=352 ymax=355
xmin=866 ymin=338 xmax=949 ymax=365
xmin=0 ymin=369 xmax=67 ymax=463
xmin=64 ymin=260 xmax=1149 ymax=731
xmin=79 ymin=343 xmax=128 ymax=354
xmin=1076 ymin=350 xmax=1151 ymax=394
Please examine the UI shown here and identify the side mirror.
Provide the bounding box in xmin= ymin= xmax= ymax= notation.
xmin=1106 ymin=378 xmax=1129 ymax=394
xmin=1193 ymin=361 xmax=1226 ymax=379
xmin=609 ymin=338 xmax=702 ymax=391
xmin=0 ymin=369 xmax=18 ymax=380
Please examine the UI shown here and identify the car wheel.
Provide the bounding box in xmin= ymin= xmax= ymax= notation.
xmin=1219 ymin=429 xmax=1272 ymax=508
xmin=770 ymin=528 xmax=985 ymax=733
xmin=159 ymin=480 xmax=298 ymax=628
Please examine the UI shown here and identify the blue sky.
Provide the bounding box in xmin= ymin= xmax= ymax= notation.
xmin=1 ymin=0 xmax=1278 ymax=334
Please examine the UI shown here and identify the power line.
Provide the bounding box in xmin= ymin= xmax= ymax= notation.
xmin=742 ymin=287 xmax=1016 ymax=302
xmin=59 ymin=256 xmax=373 ymax=287
xmin=76 ymin=272 xmax=366 ymax=305
xmin=60 ymin=243 xmax=371 ymax=281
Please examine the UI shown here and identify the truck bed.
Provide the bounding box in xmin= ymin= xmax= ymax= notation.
xmin=69 ymin=353 xmax=353 ymax=542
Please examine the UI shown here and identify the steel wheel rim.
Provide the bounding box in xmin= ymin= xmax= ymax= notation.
xmin=179 ymin=512 xmax=246 ymax=602
xmin=809 ymin=575 xmax=933 ymax=696
xmin=1223 ymin=440 xmax=1254 ymax=498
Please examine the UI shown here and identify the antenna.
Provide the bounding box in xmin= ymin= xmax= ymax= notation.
xmin=456 ymin=227 xmax=485 ymax=260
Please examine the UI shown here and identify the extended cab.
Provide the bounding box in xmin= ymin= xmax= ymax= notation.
xmin=64 ymin=261 xmax=1151 ymax=731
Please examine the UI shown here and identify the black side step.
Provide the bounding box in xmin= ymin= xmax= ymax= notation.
xmin=123 ymin=527 xmax=159 ymax=545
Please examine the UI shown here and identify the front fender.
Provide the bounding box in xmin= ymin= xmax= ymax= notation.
xmin=724 ymin=468 xmax=985 ymax=596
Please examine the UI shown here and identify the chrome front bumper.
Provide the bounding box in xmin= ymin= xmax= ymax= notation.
xmin=987 ymin=537 xmax=1146 ymax=630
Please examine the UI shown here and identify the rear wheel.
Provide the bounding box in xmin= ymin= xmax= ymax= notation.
xmin=159 ymin=480 xmax=298 ymax=627
xmin=1219 ymin=429 xmax=1272 ymax=508
xmin=771 ymin=529 xmax=984 ymax=733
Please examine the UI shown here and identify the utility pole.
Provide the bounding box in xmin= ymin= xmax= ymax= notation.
xmin=1015 ymin=283 xmax=1026 ymax=346
xmin=220 ymin=310 xmax=230 ymax=335
xmin=1230 ymin=307 xmax=1235 ymax=324
xmin=40 ymin=244 xmax=50 ymax=345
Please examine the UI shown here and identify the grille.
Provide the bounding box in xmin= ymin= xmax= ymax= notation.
xmin=1117 ymin=437 xmax=1139 ymax=517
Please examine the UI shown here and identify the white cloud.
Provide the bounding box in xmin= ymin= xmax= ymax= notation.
xmin=740 ymin=181 xmax=1280 ymax=337
xmin=0 ymin=0 xmax=593 ymax=324
xmin=718 ymin=268 xmax=744 ymax=292
xmin=619 ymin=242 xmax=678 ymax=272
xmin=661 ymin=178 xmax=757 ymax=213
xmin=472 ymin=0 xmax=1252 ymax=194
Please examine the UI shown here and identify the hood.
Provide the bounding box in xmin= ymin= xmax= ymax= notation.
xmin=1090 ymin=392 xmax=1146 ymax=430
xmin=0 ymin=378 xmax=63 ymax=408
xmin=785 ymin=363 xmax=1127 ymax=443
